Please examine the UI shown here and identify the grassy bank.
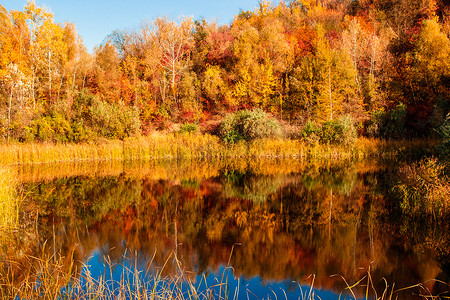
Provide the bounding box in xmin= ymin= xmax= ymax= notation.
xmin=0 ymin=133 xmax=436 ymax=165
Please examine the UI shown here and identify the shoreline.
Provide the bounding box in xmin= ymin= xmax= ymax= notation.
xmin=0 ymin=134 xmax=436 ymax=166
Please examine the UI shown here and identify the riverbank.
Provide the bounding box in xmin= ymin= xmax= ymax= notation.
xmin=0 ymin=133 xmax=436 ymax=165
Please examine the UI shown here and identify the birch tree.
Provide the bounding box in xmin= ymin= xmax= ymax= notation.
xmin=152 ymin=17 xmax=194 ymax=110
xmin=2 ymin=64 xmax=32 ymax=140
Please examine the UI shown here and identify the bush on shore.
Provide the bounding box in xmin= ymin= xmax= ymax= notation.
xmin=219 ymin=109 xmax=282 ymax=143
xmin=22 ymin=91 xmax=141 ymax=143
xmin=436 ymin=113 xmax=450 ymax=159
xmin=301 ymin=115 xmax=357 ymax=146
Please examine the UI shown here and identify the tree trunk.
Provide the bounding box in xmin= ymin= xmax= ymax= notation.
xmin=72 ymin=67 xmax=77 ymax=92
xmin=32 ymin=68 xmax=36 ymax=109
xmin=48 ymin=50 xmax=52 ymax=102
xmin=8 ymin=87 xmax=13 ymax=141
xmin=57 ymin=71 xmax=65 ymax=101
xmin=329 ymin=65 xmax=333 ymax=121
xmin=172 ymin=59 xmax=177 ymax=108
xmin=82 ymin=72 xmax=87 ymax=90
xmin=134 ymin=70 xmax=138 ymax=107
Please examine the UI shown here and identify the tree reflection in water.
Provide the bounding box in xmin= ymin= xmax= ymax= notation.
xmin=4 ymin=158 xmax=450 ymax=299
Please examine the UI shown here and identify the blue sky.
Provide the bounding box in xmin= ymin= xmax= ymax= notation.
xmin=2 ymin=0 xmax=262 ymax=53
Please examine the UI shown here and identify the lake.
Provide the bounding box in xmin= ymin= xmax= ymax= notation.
xmin=4 ymin=158 xmax=450 ymax=299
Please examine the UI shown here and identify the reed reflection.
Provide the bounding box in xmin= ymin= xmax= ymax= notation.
xmin=6 ymin=159 xmax=450 ymax=297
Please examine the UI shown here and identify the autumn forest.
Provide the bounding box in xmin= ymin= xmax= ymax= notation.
xmin=1 ymin=0 xmax=449 ymax=143
xmin=1 ymin=1 xmax=450 ymax=298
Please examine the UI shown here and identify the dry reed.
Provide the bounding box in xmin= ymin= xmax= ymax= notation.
xmin=0 ymin=167 xmax=20 ymax=238
xmin=0 ymin=135 xmax=436 ymax=166
xmin=1 ymin=249 xmax=445 ymax=300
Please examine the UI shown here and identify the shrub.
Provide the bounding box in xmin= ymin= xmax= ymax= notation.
xmin=179 ymin=123 xmax=199 ymax=134
xmin=321 ymin=121 xmax=343 ymax=144
xmin=301 ymin=120 xmax=321 ymax=144
xmin=72 ymin=91 xmax=141 ymax=140
xmin=27 ymin=117 xmax=53 ymax=142
xmin=365 ymin=109 xmax=385 ymax=138
xmin=69 ymin=121 xmax=92 ymax=142
xmin=393 ymin=158 xmax=449 ymax=218
xmin=435 ymin=113 xmax=450 ymax=159
xmin=220 ymin=114 xmax=244 ymax=143
xmin=430 ymin=97 xmax=450 ymax=135
xmin=10 ymin=91 xmax=142 ymax=143
xmin=219 ymin=109 xmax=281 ymax=143
xmin=26 ymin=113 xmax=73 ymax=142
xmin=319 ymin=116 xmax=357 ymax=145
xmin=365 ymin=104 xmax=410 ymax=139
xmin=90 ymin=99 xmax=141 ymax=139
xmin=72 ymin=90 xmax=96 ymax=123
xmin=51 ymin=114 xmax=72 ymax=143
xmin=383 ymin=103 xmax=407 ymax=139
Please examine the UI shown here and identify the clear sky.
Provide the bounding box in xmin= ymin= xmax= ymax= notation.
xmin=1 ymin=0 xmax=262 ymax=53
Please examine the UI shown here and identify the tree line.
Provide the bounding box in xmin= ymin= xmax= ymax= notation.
xmin=1 ymin=0 xmax=449 ymax=142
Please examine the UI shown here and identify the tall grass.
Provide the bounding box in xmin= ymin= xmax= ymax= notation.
xmin=0 ymin=167 xmax=20 ymax=237
xmin=0 ymin=134 xmax=437 ymax=166
xmin=0 ymin=248 xmax=252 ymax=300
xmin=334 ymin=266 xmax=446 ymax=300
xmin=123 ymin=133 xmax=225 ymax=160
xmin=0 ymin=249 xmax=445 ymax=300
xmin=0 ymin=140 xmax=123 ymax=165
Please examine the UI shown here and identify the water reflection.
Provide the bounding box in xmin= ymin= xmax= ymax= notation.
xmin=5 ymin=159 xmax=450 ymax=298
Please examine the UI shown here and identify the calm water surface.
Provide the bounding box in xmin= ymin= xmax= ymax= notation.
xmin=11 ymin=159 xmax=450 ymax=299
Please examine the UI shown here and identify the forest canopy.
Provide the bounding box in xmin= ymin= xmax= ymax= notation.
xmin=0 ymin=0 xmax=449 ymax=142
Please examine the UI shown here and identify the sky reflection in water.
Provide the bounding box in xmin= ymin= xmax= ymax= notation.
xmin=81 ymin=250 xmax=342 ymax=300
xmin=16 ymin=159 xmax=450 ymax=299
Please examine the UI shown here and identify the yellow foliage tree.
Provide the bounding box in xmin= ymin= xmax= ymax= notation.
xmin=313 ymin=25 xmax=362 ymax=123
xmin=415 ymin=18 xmax=450 ymax=85
xmin=203 ymin=65 xmax=233 ymax=110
